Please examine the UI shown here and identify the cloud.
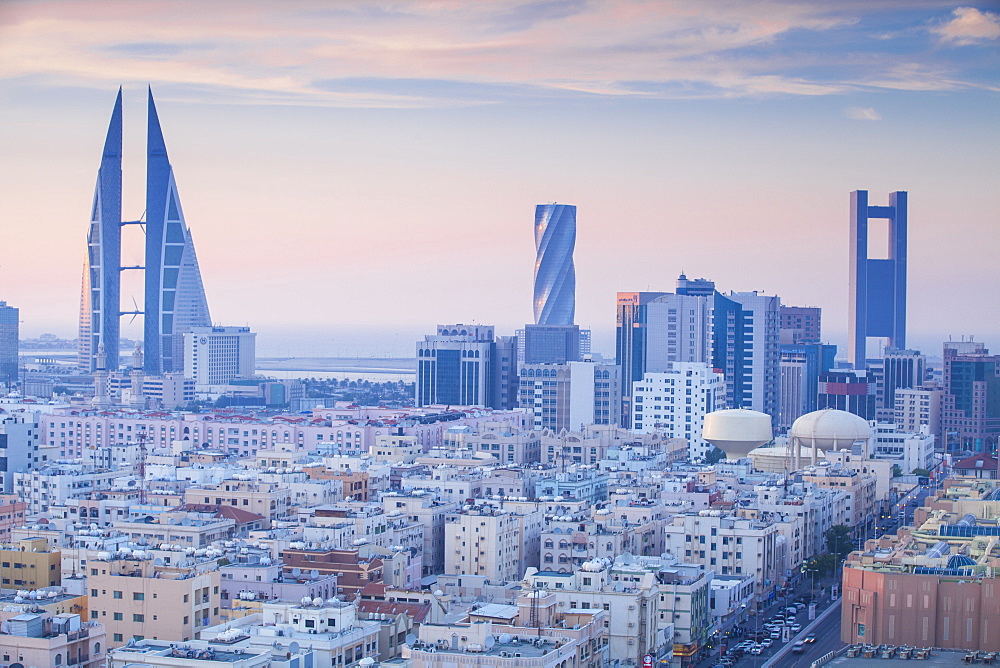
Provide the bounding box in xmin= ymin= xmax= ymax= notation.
xmin=0 ymin=1 xmax=993 ymax=107
xmin=932 ymin=7 xmax=1000 ymax=45
xmin=845 ymin=106 xmax=882 ymax=120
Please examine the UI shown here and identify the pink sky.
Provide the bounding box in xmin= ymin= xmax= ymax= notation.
xmin=1 ymin=1 xmax=997 ymax=357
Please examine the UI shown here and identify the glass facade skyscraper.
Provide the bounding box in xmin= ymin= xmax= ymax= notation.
xmin=533 ymin=203 xmax=576 ymax=326
xmin=849 ymin=190 xmax=907 ymax=369
xmin=78 ymin=88 xmax=211 ymax=374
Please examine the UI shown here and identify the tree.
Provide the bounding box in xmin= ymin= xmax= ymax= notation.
xmin=825 ymin=524 xmax=853 ymax=558
xmin=703 ymin=446 xmax=727 ymax=465
xmin=891 ymin=464 xmax=902 ymax=478
xmin=911 ymin=468 xmax=930 ymax=477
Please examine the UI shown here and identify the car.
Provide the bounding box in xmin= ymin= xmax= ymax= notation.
xmin=805 ymin=634 xmax=817 ymax=644
xmin=792 ymin=641 xmax=806 ymax=654
xmin=795 ymin=602 xmax=806 ymax=610
xmin=760 ymin=638 xmax=774 ymax=648
xmin=784 ymin=606 xmax=798 ymax=615
xmin=770 ymin=631 xmax=781 ymax=639
xmin=790 ymin=623 xmax=802 ymax=633
xmin=750 ymin=645 xmax=764 ymax=655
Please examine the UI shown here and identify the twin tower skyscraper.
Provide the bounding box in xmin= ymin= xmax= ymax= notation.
xmin=78 ymin=88 xmax=211 ymax=374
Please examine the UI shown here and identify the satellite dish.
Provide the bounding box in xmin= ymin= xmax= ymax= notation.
xmin=288 ymin=641 xmax=300 ymax=654
xmin=485 ymin=635 xmax=496 ymax=649
xmin=310 ymin=569 xmax=319 ymax=579
xmin=292 ymin=568 xmax=301 ymax=577
xmin=405 ymin=633 xmax=417 ymax=646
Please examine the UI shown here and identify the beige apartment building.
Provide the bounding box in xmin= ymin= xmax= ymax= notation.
xmin=87 ymin=555 xmax=220 ymax=646
xmin=0 ymin=536 xmax=61 ymax=590
xmin=184 ymin=479 xmax=292 ymax=519
xmin=444 ymin=504 xmax=524 ymax=583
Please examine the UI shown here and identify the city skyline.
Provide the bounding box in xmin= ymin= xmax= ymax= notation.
xmin=1 ymin=1 xmax=998 ymax=358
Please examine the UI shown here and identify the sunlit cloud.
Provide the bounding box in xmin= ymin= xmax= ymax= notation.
xmin=845 ymin=106 xmax=882 ymax=120
xmin=0 ymin=0 xmax=978 ymax=108
xmin=932 ymin=7 xmax=1000 ymax=46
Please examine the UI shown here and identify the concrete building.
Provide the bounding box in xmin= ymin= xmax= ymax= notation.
xmin=869 ymin=423 xmax=936 ymax=474
xmin=631 ymin=363 xmax=726 ymax=461
xmin=0 ymin=494 xmax=27 ymax=542
xmin=404 ymin=598 xmax=607 ymax=668
xmin=779 ymin=305 xmax=822 ymax=345
xmin=444 ymin=504 xmax=526 ymax=583
xmin=518 ymin=360 xmax=621 ymax=431
xmin=896 ymin=386 xmax=944 ymax=442
xmin=0 ymin=411 xmax=40 ymax=494
xmin=279 ymin=548 xmax=384 ymax=597
xmin=87 ymin=553 xmax=220 ymax=646
xmin=0 ymin=612 xmax=105 ymax=668
xmin=108 ymin=636 xmax=315 ymax=668
xmin=183 ymin=326 xmax=256 ymax=386
xmin=849 ymin=190 xmax=907 ymax=369
xmin=841 ymin=487 xmax=1000 ymax=650
xmin=662 ymin=513 xmax=781 ymax=604
xmin=0 ymin=537 xmax=61 ymax=590
xmin=0 ymin=300 xmax=18 ymax=386
xmin=870 ymin=347 xmax=927 ymax=423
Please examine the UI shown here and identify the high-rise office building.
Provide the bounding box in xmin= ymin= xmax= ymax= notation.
xmin=817 ymin=370 xmax=876 ymax=420
xmin=868 ymin=348 xmax=926 ymax=423
xmin=183 ymin=326 xmax=256 ymax=386
xmin=941 ymin=340 xmax=1000 ymax=453
xmin=533 ymin=203 xmax=576 ymax=326
xmin=631 ymin=362 xmax=726 ymax=461
xmin=778 ymin=342 xmax=837 ymax=432
xmin=522 ymin=324 xmax=581 ymax=364
xmin=416 ymin=324 xmax=496 ymax=408
xmin=615 ymin=277 xmax=780 ymax=425
xmin=78 ymin=88 xmax=211 ymax=374
xmin=718 ymin=290 xmax=781 ymax=418
xmin=849 ymin=190 xmax=907 ymax=369
xmin=144 ymin=90 xmax=212 ymax=375
xmin=0 ymin=301 xmax=18 ymax=385
xmin=517 ymin=360 xmax=620 ymax=431
xmin=780 ymin=306 xmax=822 ymax=344
xmin=79 ymin=88 xmax=123 ymax=373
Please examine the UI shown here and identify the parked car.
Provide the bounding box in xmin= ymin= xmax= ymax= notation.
xmin=750 ymin=645 xmax=765 ymax=655
xmin=790 ymin=623 xmax=802 ymax=633
xmin=760 ymin=638 xmax=774 ymax=648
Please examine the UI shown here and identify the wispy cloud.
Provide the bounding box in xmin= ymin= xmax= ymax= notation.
xmin=0 ymin=1 xmax=994 ymax=107
xmin=845 ymin=106 xmax=882 ymax=120
xmin=932 ymin=6 xmax=1000 ymax=46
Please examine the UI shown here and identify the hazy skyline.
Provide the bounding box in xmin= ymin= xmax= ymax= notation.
xmin=1 ymin=0 xmax=997 ymax=358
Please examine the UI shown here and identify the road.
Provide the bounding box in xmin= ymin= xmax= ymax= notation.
xmin=769 ymin=600 xmax=844 ymax=668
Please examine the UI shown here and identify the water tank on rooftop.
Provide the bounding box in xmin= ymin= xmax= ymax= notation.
xmin=702 ymin=409 xmax=773 ymax=460
xmin=789 ymin=409 xmax=870 ymax=450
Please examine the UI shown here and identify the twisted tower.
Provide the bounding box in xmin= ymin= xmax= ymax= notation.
xmin=533 ymin=203 xmax=576 ymax=326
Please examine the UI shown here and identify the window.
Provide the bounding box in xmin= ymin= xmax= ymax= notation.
xmin=133 ymin=592 xmax=145 ymax=601
xmin=133 ymin=614 xmax=144 ymax=622
xmin=113 ymin=612 xmax=123 ymax=621
xmin=113 ymin=591 xmax=122 ymax=599
xmin=114 ymin=634 xmax=123 ymax=642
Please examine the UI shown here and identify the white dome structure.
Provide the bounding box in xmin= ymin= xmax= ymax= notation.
xmin=789 ymin=408 xmax=871 ymax=469
xmin=702 ymin=409 xmax=773 ymax=460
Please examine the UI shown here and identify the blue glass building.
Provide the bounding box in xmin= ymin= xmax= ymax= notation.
xmin=849 ymin=190 xmax=907 ymax=369
xmin=78 ymin=89 xmax=211 ymax=374
xmin=533 ymin=204 xmax=576 ymax=326
xmin=78 ymin=88 xmax=123 ymax=372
